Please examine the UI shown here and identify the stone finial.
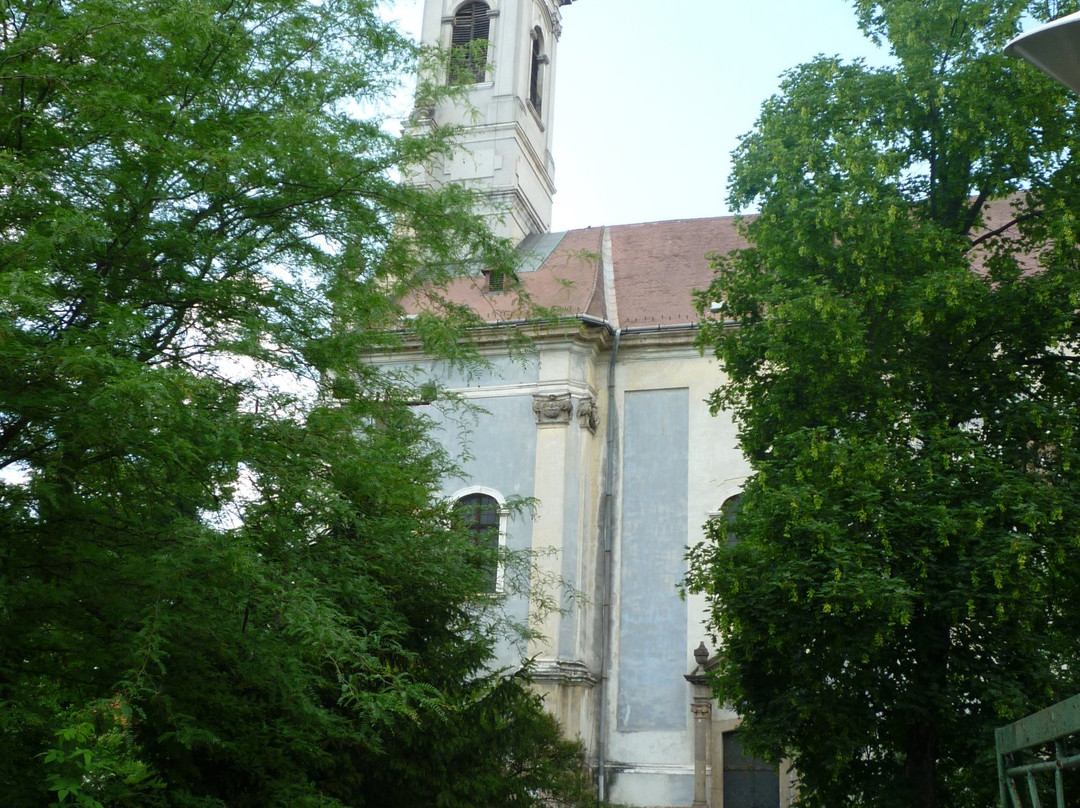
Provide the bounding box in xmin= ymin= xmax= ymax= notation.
xmin=694 ymin=641 xmax=709 ymax=668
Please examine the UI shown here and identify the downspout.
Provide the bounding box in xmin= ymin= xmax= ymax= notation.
xmin=596 ymin=226 xmax=619 ymax=803
xmin=597 ymin=324 xmax=619 ymax=803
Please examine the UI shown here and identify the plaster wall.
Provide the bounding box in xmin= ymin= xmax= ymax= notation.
xmin=602 ymin=338 xmax=749 ymax=807
xmin=617 ymin=386 xmax=690 ymax=734
xmin=410 ymin=333 xmax=605 ymax=739
xmin=375 ymin=329 xmax=750 ymax=806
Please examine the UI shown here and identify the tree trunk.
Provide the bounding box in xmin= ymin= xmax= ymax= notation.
xmin=906 ymin=720 xmax=940 ymax=808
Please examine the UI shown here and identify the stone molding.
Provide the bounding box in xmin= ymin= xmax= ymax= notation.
xmin=690 ymin=702 xmax=712 ymax=719
xmin=528 ymin=658 xmax=598 ymax=687
xmin=532 ymin=392 xmax=601 ymax=432
xmin=576 ymin=396 xmax=599 ymax=434
xmin=533 ymin=392 xmax=573 ymax=425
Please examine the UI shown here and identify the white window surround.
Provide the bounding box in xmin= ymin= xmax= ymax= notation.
xmin=707 ymin=479 xmax=747 ymax=522
xmin=441 ymin=3 xmax=500 ymax=41
xmin=446 ymin=1 xmax=496 ymax=85
xmin=449 ymin=485 xmax=509 ymax=593
xmin=442 ymin=0 xmax=499 ymax=24
xmin=529 ymin=27 xmax=545 ymax=115
xmin=706 ymin=483 xmax=747 ymax=550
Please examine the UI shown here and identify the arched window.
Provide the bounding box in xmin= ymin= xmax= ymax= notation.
xmin=449 ymin=2 xmax=490 ymax=85
xmin=529 ymin=28 xmax=545 ymax=114
xmin=454 ymin=490 xmax=505 ymax=593
xmin=719 ymin=493 xmax=742 ymax=547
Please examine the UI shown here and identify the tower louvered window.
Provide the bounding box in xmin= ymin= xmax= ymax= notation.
xmin=529 ymin=30 xmax=543 ymax=114
xmin=449 ymin=2 xmax=490 ymax=85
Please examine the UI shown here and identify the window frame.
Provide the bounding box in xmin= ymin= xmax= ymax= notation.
xmin=450 ymin=485 xmax=508 ymax=593
xmin=448 ymin=1 xmax=492 ymax=85
xmin=708 ymin=486 xmax=746 ymax=548
xmin=528 ymin=27 xmax=545 ymax=114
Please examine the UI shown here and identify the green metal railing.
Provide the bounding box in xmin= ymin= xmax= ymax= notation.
xmin=997 ymin=694 xmax=1080 ymax=808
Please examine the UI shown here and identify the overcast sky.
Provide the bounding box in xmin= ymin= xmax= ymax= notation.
xmin=384 ymin=0 xmax=895 ymax=231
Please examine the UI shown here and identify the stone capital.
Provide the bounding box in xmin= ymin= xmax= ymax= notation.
xmin=533 ymin=393 xmax=573 ymax=426
xmin=576 ymin=396 xmax=599 ymax=433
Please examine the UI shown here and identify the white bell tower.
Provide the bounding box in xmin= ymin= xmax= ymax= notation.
xmin=413 ymin=0 xmax=577 ymax=245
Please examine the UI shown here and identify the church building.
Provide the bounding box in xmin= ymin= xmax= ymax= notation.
xmin=386 ymin=2 xmax=797 ymax=805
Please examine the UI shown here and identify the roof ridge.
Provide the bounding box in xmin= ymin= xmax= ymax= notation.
xmin=576 ymin=228 xmax=602 ymax=322
xmin=600 ymin=226 xmax=619 ymax=329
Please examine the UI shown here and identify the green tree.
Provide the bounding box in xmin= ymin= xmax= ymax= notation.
xmin=686 ymin=2 xmax=1080 ymax=807
xmin=0 ymin=1 xmax=590 ymax=806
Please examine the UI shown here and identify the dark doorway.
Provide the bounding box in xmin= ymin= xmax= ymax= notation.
xmin=723 ymin=731 xmax=780 ymax=808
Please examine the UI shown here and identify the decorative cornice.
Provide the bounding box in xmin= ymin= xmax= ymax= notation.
xmin=372 ymin=317 xmax=613 ymax=357
xmin=528 ymin=658 xmax=598 ymax=686
xmin=602 ymin=762 xmax=696 ymax=777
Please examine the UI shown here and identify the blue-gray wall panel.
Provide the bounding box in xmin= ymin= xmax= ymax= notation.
xmin=617 ymin=388 xmax=689 ymax=732
xmin=451 ymin=396 xmax=538 ymax=504
xmin=430 ymin=395 xmax=538 ymax=669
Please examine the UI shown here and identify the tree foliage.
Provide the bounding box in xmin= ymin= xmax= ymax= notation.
xmin=687 ymin=2 xmax=1080 ymax=807
xmin=0 ymin=1 xmax=591 ymax=806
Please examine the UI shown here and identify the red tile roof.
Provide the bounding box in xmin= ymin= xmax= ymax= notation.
xmin=406 ymin=199 xmax=1034 ymax=329
xmin=407 ymin=216 xmax=749 ymax=329
xmin=606 ymin=217 xmax=747 ymax=328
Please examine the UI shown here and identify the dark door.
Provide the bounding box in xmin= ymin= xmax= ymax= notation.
xmin=723 ymin=730 xmax=780 ymax=808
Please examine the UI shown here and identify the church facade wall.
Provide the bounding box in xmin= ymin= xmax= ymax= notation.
xmin=375 ymin=322 xmax=752 ymax=806
xmin=400 ymin=0 xmax=771 ymax=799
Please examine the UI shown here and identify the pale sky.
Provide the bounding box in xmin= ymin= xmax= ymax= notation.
xmin=384 ymin=0 xmax=894 ymax=231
